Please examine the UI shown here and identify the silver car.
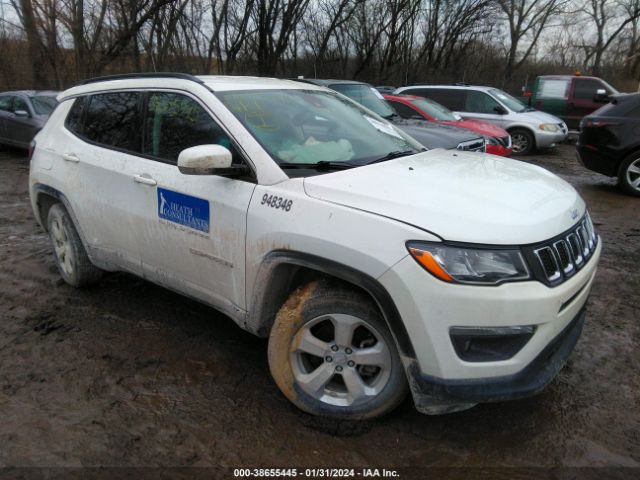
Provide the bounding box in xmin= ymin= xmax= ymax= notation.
xmin=395 ymin=85 xmax=568 ymax=154
xmin=0 ymin=91 xmax=58 ymax=149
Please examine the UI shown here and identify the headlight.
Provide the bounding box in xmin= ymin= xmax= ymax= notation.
xmin=407 ymin=242 xmax=530 ymax=285
xmin=539 ymin=123 xmax=559 ymax=132
xmin=485 ymin=137 xmax=499 ymax=145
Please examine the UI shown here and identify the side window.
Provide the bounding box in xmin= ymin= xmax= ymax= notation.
xmin=143 ymin=92 xmax=234 ymax=163
xmin=417 ymin=89 xmax=464 ymax=111
xmin=464 ymin=90 xmax=501 ymax=114
xmin=83 ymin=92 xmax=141 ymax=152
xmin=574 ymin=79 xmax=606 ymax=100
xmin=13 ymin=97 xmax=29 ymax=113
xmin=389 ymin=101 xmax=422 ymax=119
xmin=65 ymin=98 xmax=85 ymax=135
xmin=0 ymin=96 xmax=12 ymax=111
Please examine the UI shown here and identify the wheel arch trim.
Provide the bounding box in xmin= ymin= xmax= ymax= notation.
xmin=247 ymin=250 xmax=417 ymax=359
xmin=32 ymin=183 xmax=92 ymax=253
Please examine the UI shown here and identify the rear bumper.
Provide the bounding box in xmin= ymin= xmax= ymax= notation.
xmin=576 ymin=145 xmax=620 ymax=177
xmin=407 ymin=306 xmax=586 ymax=414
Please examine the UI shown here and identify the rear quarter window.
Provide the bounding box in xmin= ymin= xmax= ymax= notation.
xmin=65 ymin=98 xmax=85 ymax=135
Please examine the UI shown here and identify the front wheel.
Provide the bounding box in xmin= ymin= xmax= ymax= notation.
xmin=618 ymin=153 xmax=640 ymax=196
xmin=510 ymin=128 xmax=535 ymax=155
xmin=268 ymin=280 xmax=408 ymax=419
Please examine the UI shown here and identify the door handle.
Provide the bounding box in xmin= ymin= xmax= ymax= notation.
xmin=62 ymin=153 xmax=80 ymax=163
xmin=133 ymin=174 xmax=157 ymax=186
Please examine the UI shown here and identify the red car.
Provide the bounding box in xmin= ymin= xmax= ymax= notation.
xmin=384 ymin=94 xmax=513 ymax=156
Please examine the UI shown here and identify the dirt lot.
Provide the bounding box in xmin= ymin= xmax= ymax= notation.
xmin=0 ymin=144 xmax=638 ymax=477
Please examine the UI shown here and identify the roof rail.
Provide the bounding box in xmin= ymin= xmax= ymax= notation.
xmin=80 ymin=72 xmax=204 ymax=85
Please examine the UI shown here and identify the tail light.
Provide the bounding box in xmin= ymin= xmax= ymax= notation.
xmin=584 ymin=119 xmax=618 ymax=128
xmin=28 ymin=140 xmax=36 ymax=160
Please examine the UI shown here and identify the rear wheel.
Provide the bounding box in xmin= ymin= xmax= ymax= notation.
xmin=618 ymin=153 xmax=640 ymax=197
xmin=268 ymin=280 xmax=408 ymax=419
xmin=47 ymin=203 xmax=103 ymax=287
xmin=510 ymin=128 xmax=535 ymax=155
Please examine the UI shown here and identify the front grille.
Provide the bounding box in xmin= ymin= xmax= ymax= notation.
xmin=525 ymin=212 xmax=598 ymax=286
xmin=457 ymin=138 xmax=486 ymax=152
xmin=558 ymin=123 xmax=568 ymax=134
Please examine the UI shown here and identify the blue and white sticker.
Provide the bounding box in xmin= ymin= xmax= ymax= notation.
xmin=158 ymin=188 xmax=210 ymax=233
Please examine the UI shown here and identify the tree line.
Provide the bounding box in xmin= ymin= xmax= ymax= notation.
xmin=2 ymin=0 xmax=640 ymax=93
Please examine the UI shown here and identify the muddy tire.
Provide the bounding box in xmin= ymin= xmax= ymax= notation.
xmin=268 ymin=280 xmax=408 ymax=419
xmin=510 ymin=128 xmax=535 ymax=155
xmin=47 ymin=203 xmax=103 ymax=287
xmin=618 ymin=153 xmax=640 ymax=197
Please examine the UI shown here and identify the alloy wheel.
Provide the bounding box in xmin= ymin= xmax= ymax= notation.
xmin=626 ymin=158 xmax=640 ymax=192
xmin=50 ymin=217 xmax=74 ymax=276
xmin=290 ymin=314 xmax=392 ymax=407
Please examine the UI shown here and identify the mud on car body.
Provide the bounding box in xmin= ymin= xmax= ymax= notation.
xmin=29 ymin=74 xmax=601 ymax=419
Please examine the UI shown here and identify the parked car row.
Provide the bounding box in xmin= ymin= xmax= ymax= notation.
xmin=3 ymin=75 xmax=636 ymax=197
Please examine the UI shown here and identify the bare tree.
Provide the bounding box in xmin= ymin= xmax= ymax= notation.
xmin=578 ymin=0 xmax=640 ymax=75
xmin=498 ymin=0 xmax=567 ymax=79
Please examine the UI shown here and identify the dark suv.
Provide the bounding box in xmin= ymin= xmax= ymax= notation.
xmin=577 ymin=93 xmax=640 ymax=196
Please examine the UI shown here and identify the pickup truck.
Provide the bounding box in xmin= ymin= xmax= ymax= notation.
xmin=525 ymin=75 xmax=618 ymax=130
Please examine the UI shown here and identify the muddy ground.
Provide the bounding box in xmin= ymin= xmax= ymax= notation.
xmin=0 ymin=144 xmax=638 ymax=478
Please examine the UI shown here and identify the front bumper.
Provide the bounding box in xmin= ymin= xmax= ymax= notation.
xmin=406 ymin=306 xmax=586 ymax=414
xmin=378 ymin=239 xmax=600 ymax=413
xmin=535 ymin=129 xmax=568 ymax=148
xmin=486 ymin=144 xmax=513 ymax=157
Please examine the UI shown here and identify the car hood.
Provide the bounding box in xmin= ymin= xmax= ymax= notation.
xmin=518 ymin=109 xmax=565 ymax=125
xmin=303 ymin=150 xmax=584 ymax=245
xmin=392 ymin=118 xmax=481 ymax=149
xmin=442 ymin=119 xmax=508 ymax=138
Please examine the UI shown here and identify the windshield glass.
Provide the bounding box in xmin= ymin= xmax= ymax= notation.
xmin=216 ymin=89 xmax=420 ymax=167
xmin=329 ymin=83 xmax=396 ymax=118
xmin=29 ymin=95 xmax=58 ymax=115
xmin=409 ymin=98 xmax=458 ymax=121
xmin=488 ymin=89 xmax=526 ymax=113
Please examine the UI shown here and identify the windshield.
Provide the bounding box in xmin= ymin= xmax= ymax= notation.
xmin=216 ymin=89 xmax=421 ymax=167
xmin=488 ymin=89 xmax=527 ymax=113
xmin=29 ymin=95 xmax=58 ymax=115
xmin=409 ymin=98 xmax=458 ymax=121
xmin=329 ymin=83 xmax=396 ymax=118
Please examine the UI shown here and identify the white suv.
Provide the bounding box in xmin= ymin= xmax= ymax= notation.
xmin=29 ymin=74 xmax=600 ymax=419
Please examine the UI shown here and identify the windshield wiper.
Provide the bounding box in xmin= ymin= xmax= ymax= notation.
xmin=367 ymin=150 xmax=417 ymax=165
xmin=278 ymin=161 xmax=356 ymax=171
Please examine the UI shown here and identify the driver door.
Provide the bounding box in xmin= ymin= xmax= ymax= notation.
xmin=130 ymin=91 xmax=256 ymax=311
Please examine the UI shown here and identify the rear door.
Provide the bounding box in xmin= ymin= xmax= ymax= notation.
xmin=62 ymin=92 xmax=146 ymax=272
xmin=128 ymin=90 xmax=255 ymax=311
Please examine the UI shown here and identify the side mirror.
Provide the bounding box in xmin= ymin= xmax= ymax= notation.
xmin=594 ymin=88 xmax=609 ymax=103
xmin=178 ymin=145 xmax=248 ymax=177
xmin=493 ymin=105 xmax=508 ymax=115
xmin=14 ymin=109 xmax=30 ymax=118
